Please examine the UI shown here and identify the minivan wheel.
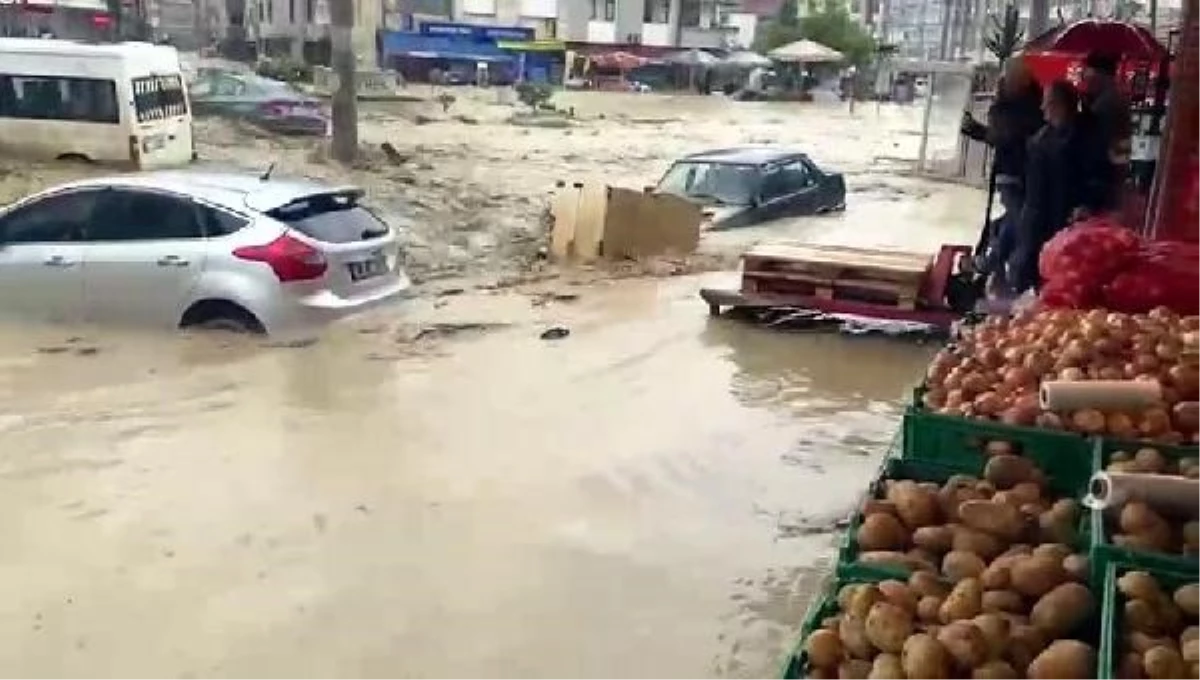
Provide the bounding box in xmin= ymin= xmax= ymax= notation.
xmin=180 ymin=300 xmax=266 ymax=335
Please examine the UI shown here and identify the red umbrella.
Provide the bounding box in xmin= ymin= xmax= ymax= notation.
xmin=590 ymin=51 xmax=650 ymax=71
xmin=1024 ymin=19 xmax=1166 ymax=61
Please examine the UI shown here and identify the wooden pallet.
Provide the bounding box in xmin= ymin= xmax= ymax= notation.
xmin=740 ymin=243 xmax=931 ymax=311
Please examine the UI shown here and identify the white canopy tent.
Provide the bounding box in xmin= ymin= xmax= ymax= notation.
xmin=767 ymin=39 xmax=844 ymax=64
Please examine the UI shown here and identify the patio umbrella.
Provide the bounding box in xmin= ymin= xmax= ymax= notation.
xmin=1023 ymin=19 xmax=1166 ymax=61
xmin=664 ymin=48 xmax=719 ymax=66
xmin=767 ymin=39 xmax=843 ymax=63
xmin=590 ymin=51 xmax=651 ymax=71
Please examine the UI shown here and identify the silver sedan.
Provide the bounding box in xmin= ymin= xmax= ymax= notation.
xmin=0 ymin=171 xmax=411 ymax=333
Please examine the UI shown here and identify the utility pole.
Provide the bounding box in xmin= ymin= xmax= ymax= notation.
xmin=330 ymin=0 xmax=358 ymax=163
xmin=1028 ymin=0 xmax=1048 ymax=39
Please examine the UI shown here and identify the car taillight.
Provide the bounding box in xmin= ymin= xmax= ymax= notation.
xmin=233 ymin=234 xmax=327 ymax=282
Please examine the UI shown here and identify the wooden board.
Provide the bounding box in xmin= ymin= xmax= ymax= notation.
xmin=742 ymin=243 xmax=932 ymax=286
xmin=571 ymin=183 xmax=608 ymax=261
xmin=742 ymin=269 xmax=918 ymax=310
xmin=603 ymin=189 xmax=700 ymax=260
xmin=549 ymin=184 xmax=581 ymax=260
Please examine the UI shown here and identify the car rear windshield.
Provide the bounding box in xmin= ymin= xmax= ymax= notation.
xmin=133 ymin=75 xmax=188 ymax=122
xmin=266 ymin=191 xmax=390 ymax=243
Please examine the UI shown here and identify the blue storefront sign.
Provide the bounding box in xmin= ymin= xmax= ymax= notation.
xmin=418 ymin=20 xmax=533 ymax=42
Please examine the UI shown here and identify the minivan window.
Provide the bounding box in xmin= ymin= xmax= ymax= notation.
xmin=89 ymin=190 xmax=202 ymax=241
xmin=133 ymin=75 xmax=188 ymax=122
xmin=267 ymin=192 xmax=389 ymax=243
xmin=0 ymin=191 xmax=99 ymax=243
xmin=0 ymin=74 xmax=119 ymax=124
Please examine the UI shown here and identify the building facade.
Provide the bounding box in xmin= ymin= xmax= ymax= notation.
xmin=555 ymin=0 xmax=740 ymax=48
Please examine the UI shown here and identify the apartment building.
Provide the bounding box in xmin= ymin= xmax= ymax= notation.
xmin=555 ymin=0 xmax=741 ymax=48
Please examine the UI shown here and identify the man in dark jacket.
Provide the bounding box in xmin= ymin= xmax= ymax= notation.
xmin=1010 ymin=80 xmax=1090 ymax=294
xmin=961 ymin=57 xmax=1044 ymax=292
xmin=1078 ymin=51 xmax=1133 ymax=212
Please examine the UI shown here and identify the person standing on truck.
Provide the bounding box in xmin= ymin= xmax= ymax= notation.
xmin=1010 ymin=80 xmax=1090 ymax=295
xmin=1076 ymin=51 xmax=1134 ymax=214
xmin=961 ymin=57 xmax=1044 ymax=294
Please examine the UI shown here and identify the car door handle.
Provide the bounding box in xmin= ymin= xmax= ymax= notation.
xmin=156 ymin=255 xmax=190 ymax=267
xmin=43 ymin=256 xmax=76 ymax=268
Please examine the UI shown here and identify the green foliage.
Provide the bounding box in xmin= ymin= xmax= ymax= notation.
xmin=515 ymin=81 xmax=554 ymax=110
xmin=753 ymin=0 xmax=877 ymax=66
xmin=983 ymin=3 xmax=1025 ymax=62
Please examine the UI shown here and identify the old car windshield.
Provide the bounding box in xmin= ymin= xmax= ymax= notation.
xmin=657 ymin=162 xmax=758 ymax=206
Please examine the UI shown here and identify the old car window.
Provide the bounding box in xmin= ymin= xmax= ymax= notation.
xmin=780 ymin=160 xmax=814 ymax=190
xmin=87 ymin=190 xmax=202 ymax=241
xmin=199 ymin=205 xmax=249 ymax=236
xmin=0 ymin=191 xmax=98 ymax=243
xmin=0 ymin=75 xmax=119 ymax=124
xmin=657 ymin=162 xmax=757 ymax=206
xmin=760 ymin=167 xmax=790 ymax=200
xmin=213 ymin=75 xmax=246 ymax=97
xmin=268 ymin=192 xmax=389 ymax=243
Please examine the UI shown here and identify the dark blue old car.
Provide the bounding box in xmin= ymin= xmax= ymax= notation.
xmin=655 ymin=147 xmax=846 ymax=229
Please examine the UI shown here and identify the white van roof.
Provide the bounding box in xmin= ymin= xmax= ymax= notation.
xmin=0 ymin=37 xmax=179 ymax=61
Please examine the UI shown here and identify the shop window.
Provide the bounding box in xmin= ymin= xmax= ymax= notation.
xmin=643 ymin=0 xmax=669 ymax=22
xmin=0 ymin=74 xmax=119 ymax=124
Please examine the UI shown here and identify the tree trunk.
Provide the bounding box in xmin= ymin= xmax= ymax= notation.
xmin=1028 ymin=0 xmax=1049 ymax=41
xmin=330 ymin=0 xmax=358 ymax=163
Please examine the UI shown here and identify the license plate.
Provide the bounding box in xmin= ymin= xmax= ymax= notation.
xmin=347 ymin=253 xmax=388 ymax=281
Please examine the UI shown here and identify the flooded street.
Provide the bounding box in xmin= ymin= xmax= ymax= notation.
xmin=0 ymin=276 xmax=938 ymax=677
xmin=0 ymin=90 xmax=983 ymax=676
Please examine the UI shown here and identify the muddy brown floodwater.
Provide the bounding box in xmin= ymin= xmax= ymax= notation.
xmin=0 ymin=274 xmax=949 ymax=678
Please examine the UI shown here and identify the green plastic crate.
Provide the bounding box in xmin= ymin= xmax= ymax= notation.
xmin=1097 ymin=557 xmax=1199 ymax=679
xmin=901 ymin=406 xmax=1095 ymax=498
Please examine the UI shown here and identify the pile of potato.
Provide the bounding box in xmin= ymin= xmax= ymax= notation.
xmin=853 ymin=445 xmax=1084 ymax=576
xmin=1104 ymin=447 xmax=1200 ymax=556
xmin=803 ymin=574 xmax=1096 ymax=678
xmin=807 ymin=447 xmax=1101 ymax=678
xmin=1113 ymin=571 xmax=1199 ymax=679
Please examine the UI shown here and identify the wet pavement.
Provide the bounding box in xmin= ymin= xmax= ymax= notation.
xmin=0 ymin=274 xmax=944 ymax=678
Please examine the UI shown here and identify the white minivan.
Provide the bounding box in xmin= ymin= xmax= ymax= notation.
xmin=0 ymin=38 xmax=194 ymax=168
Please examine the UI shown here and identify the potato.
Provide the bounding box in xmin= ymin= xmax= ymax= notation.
xmin=847 ymin=584 xmax=885 ymax=619
xmin=866 ymin=653 xmax=903 ymax=680
xmin=984 ymin=440 xmax=1014 ymax=457
xmin=805 ymin=629 xmax=843 ymax=669
xmin=1183 ymin=638 xmax=1200 ymax=665
xmin=860 ymin=551 xmax=935 ymax=574
xmin=1011 ymin=555 xmax=1068 ymax=598
xmin=1119 ymin=571 xmax=1165 ymax=602
xmin=901 ymin=633 xmax=951 ymax=679
xmin=1008 ymin=481 xmax=1043 ymax=505
xmin=980 ymin=561 xmax=1011 ymax=590
xmin=1143 ymin=645 xmax=1187 ymax=679
xmin=806 ymin=669 xmax=833 ymax=679
xmin=1183 ymin=626 xmax=1200 ymax=644
xmin=877 ymin=580 xmax=918 ymax=614
xmin=959 ymin=499 xmax=1026 ymax=542
xmin=887 ymin=480 xmax=941 ymax=529
xmin=1134 ymin=447 xmax=1168 ymax=473
xmin=951 ymin=526 xmax=1006 ymax=561
xmin=1117 ymin=651 xmax=1146 ymax=679
xmin=907 ymin=547 xmax=940 ymax=567
xmin=984 ymin=454 xmax=1036 ymax=489
xmin=862 ymin=499 xmax=898 ymax=517
xmin=939 ymin=577 xmax=983 ymax=623
xmin=1127 ymin=631 xmax=1174 ymax=654
xmin=838 ymin=584 xmax=865 ymax=612
xmin=938 ymin=481 xmax=985 ymax=522
xmin=1175 ymin=583 xmax=1200 ymax=618
xmin=972 ymin=613 xmax=1010 ymax=660
xmin=1027 ymin=639 xmax=1096 ymax=679
xmin=1031 ymin=542 xmax=1073 ymax=562
xmin=1031 ymin=582 xmax=1095 ymax=638
xmin=909 ymin=570 xmax=948 ymax=599
xmin=1038 ymin=499 xmax=1081 ymax=544
xmin=972 ymin=660 xmax=1017 ymax=679
xmin=936 ymin=620 xmax=989 ymax=669
xmin=942 ymin=551 xmax=987 ymax=583
xmin=865 ymin=601 xmax=913 ymax=654
xmin=912 ymin=525 xmax=955 ymax=553
xmin=858 ymin=512 xmax=910 ymax=551
xmin=917 ymin=595 xmax=944 ymax=623
xmin=1006 ymin=624 xmax=1048 ymax=674
xmin=822 ymin=615 xmax=842 ymax=631
xmin=837 ymin=659 xmax=872 ymax=679
xmin=838 ymin=615 xmax=874 ymax=659
xmin=1063 ymin=554 xmax=1089 ymax=583
xmin=1119 ymin=503 xmax=1173 ymax=551
xmin=1126 ymin=598 xmax=1164 ymax=634
xmin=981 ymin=589 xmax=1024 ymax=614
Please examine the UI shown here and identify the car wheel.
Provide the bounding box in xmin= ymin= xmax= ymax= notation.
xmin=180 ymin=300 xmax=266 ymax=335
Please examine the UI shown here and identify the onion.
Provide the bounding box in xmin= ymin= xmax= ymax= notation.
xmin=1059 ymin=367 xmax=1086 ymax=382
xmin=1172 ymin=401 xmax=1200 ymax=434
xmin=1071 ymin=409 xmax=1107 ymax=434
xmin=1105 ymin=412 xmax=1138 ymax=438
xmin=1035 ymin=412 xmax=1066 ymax=429
xmin=1137 ymin=408 xmax=1173 ymax=437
